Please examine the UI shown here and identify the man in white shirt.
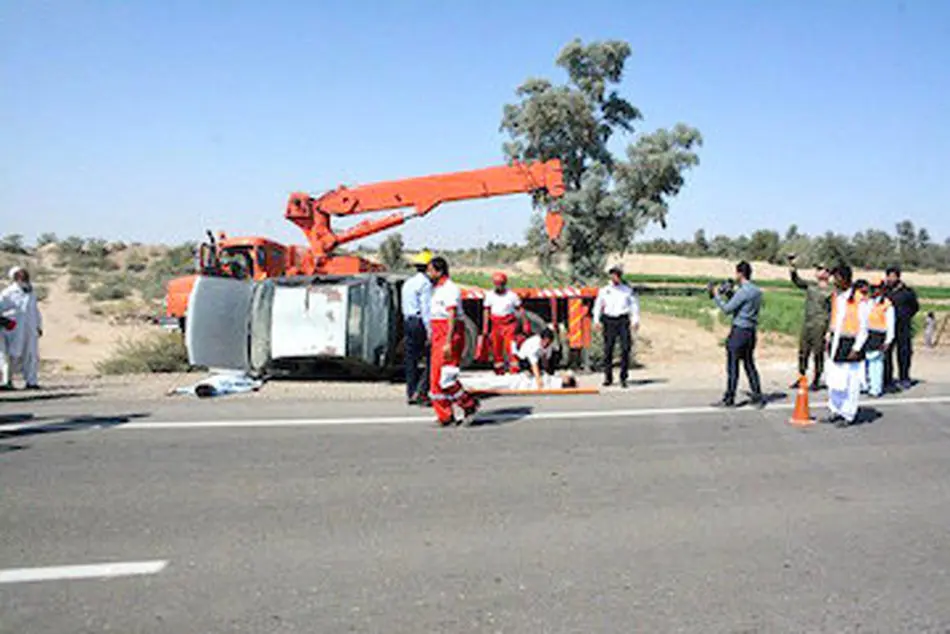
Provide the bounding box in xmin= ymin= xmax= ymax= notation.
xmin=426 ymin=256 xmax=479 ymax=426
xmin=515 ymin=327 xmax=561 ymax=389
xmin=483 ymin=272 xmax=524 ymax=375
xmin=593 ymin=266 xmax=640 ymax=388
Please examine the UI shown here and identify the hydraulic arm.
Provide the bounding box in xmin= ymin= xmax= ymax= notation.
xmin=285 ymin=160 xmax=566 ymax=261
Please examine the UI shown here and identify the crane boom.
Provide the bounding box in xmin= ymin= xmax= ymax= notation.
xmin=285 ymin=160 xmax=566 ymax=259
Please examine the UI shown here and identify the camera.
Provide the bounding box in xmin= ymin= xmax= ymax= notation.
xmin=707 ymin=279 xmax=736 ymax=300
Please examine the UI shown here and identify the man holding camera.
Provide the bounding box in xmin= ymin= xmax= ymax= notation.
xmin=788 ymin=255 xmax=832 ymax=391
xmin=712 ymin=261 xmax=764 ymax=409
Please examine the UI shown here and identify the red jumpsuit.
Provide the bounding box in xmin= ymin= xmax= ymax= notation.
xmin=485 ymin=290 xmax=522 ymax=375
xmin=490 ymin=316 xmax=518 ymax=374
xmin=429 ymin=278 xmax=478 ymax=425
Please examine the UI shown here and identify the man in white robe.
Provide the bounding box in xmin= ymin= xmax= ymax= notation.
xmin=0 ymin=266 xmax=43 ymax=389
xmin=824 ymin=269 xmax=870 ymax=427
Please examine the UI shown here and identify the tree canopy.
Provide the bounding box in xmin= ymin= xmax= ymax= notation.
xmin=501 ymin=39 xmax=702 ymax=281
xmin=636 ymin=220 xmax=950 ymax=272
xmin=379 ymin=233 xmax=406 ymax=271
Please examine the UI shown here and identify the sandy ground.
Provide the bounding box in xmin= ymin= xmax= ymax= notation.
xmin=37 ymin=275 xmax=150 ymax=375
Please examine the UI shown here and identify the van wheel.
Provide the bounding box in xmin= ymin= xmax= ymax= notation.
xmin=460 ymin=314 xmax=479 ymax=368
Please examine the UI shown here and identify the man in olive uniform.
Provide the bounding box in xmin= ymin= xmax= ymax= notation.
xmin=789 ymin=256 xmax=832 ymax=391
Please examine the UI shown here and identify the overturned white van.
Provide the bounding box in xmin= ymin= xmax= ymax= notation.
xmin=185 ymin=274 xmax=405 ymax=378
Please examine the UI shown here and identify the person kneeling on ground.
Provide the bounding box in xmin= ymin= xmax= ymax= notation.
xmin=515 ymin=326 xmax=562 ymax=389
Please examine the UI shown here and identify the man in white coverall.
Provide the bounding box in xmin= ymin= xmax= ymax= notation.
xmin=1 ymin=266 xmax=43 ymax=389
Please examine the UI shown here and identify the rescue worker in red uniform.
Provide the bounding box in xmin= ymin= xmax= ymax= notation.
xmin=483 ymin=272 xmax=524 ymax=375
xmin=427 ymin=257 xmax=479 ymax=426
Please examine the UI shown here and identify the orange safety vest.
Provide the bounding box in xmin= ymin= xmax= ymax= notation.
xmin=830 ymin=290 xmax=867 ymax=361
xmin=830 ymin=291 xmax=864 ymax=336
xmin=868 ymin=298 xmax=891 ymax=332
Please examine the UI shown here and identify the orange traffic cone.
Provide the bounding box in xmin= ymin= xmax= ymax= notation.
xmin=789 ymin=375 xmax=813 ymax=426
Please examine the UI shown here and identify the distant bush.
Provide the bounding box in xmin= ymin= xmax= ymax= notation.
xmin=58 ymin=236 xmax=85 ymax=254
xmin=125 ymin=253 xmax=148 ymax=273
xmin=0 ymin=234 xmax=29 ymax=255
xmin=96 ymin=331 xmax=190 ymax=375
xmin=140 ymin=242 xmax=195 ymax=301
xmin=36 ymin=233 xmax=58 ymax=247
xmin=89 ymin=279 xmax=132 ymax=302
xmin=68 ymin=274 xmax=90 ymax=293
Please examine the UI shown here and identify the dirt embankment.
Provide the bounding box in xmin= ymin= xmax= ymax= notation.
xmin=466 ymin=253 xmax=950 ymax=287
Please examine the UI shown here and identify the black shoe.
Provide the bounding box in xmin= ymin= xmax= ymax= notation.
xmin=602 ymin=379 xmax=613 ymax=388
xmin=835 ymin=418 xmax=851 ymax=429
xmin=750 ymin=394 xmax=767 ymax=410
xmin=789 ymin=379 xmax=802 ymax=389
xmin=809 ymin=382 xmax=822 ymax=393
xmin=24 ymin=384 xmax=40 ymax=391
xmin=712 ymin=398 xmax=736 ymax=408
xmin=460 ymin=404 xmax=480 ymax=427
xmin=620 ymin=380 xmax=628 ymax=389
xmin=820 ymin=414 xmax=842 ymax=425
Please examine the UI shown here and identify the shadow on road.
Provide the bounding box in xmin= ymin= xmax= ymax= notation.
xmin=0 ymin=413 xmax=41 ymax=424
xmin=0 ymin=413 xmax=151 ymax=441
xmin=470 ymin=406 xmax=534 ymax=427
xmin=0 ymin=390 xmax=91 ymax=403
xmin=763 ymin=390 xmax=789 ymax=404
xmin=851 ymin=407 xmax=883 ymax=426
xmin=625 ymin=378 xmax=668 ymax=387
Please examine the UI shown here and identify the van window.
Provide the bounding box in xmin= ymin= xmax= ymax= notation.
xmin=256 ymin=248 xmax=267 ymax=268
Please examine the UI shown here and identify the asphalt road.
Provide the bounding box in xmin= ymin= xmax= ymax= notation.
xmin=3 ymin=387 xmax=950 ymax=633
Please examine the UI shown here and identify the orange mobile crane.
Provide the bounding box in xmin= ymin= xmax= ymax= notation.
xmin=283 ymin=159 xmax=566 ymax=274
xmin=166 ymin=160 xmax=566 ymax=320
xmin=167 ymin=159 xmax=597 ymax=370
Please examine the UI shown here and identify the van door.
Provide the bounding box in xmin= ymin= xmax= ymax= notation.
xmin=185 ymin=276 xmax=254 ymax=372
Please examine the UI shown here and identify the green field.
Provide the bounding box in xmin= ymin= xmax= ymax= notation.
xmin=640 ymin=293 xmax=804 ymax=336
xmin=454 ymin=271 xmax=950 ymax=300
xmin=454 ymin=271 xmax=948 ymax=338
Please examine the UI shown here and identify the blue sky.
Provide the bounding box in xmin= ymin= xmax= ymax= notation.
xmin=2 ymin=1 xmax=948 ymax=251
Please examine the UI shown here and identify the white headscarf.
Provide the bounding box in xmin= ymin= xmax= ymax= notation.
xmin=8 ymin=266 xmax=24 ymax=280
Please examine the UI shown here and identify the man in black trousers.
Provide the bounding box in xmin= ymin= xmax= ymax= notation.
xmin=884 ymin=266 xmax=920 ymax=391
xmin=712 ymin=261 xmax=765 ymax=409
xmin=593 ymin=266 xmax=640 ymax=388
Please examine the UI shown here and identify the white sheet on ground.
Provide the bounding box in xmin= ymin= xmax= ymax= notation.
xmin=170 ymin=373 xmax=264 ymax=398
xmin=461 ymin=373 xmax=565 ymax=391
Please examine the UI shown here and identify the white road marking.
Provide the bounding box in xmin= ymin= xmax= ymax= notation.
xmin=3 ymin=395 xmax=949 ymax=433
xmin=117 ymin=394 xmax=950 ymax=429
xmin=0 ymin=560 xmax=168 ymax=584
